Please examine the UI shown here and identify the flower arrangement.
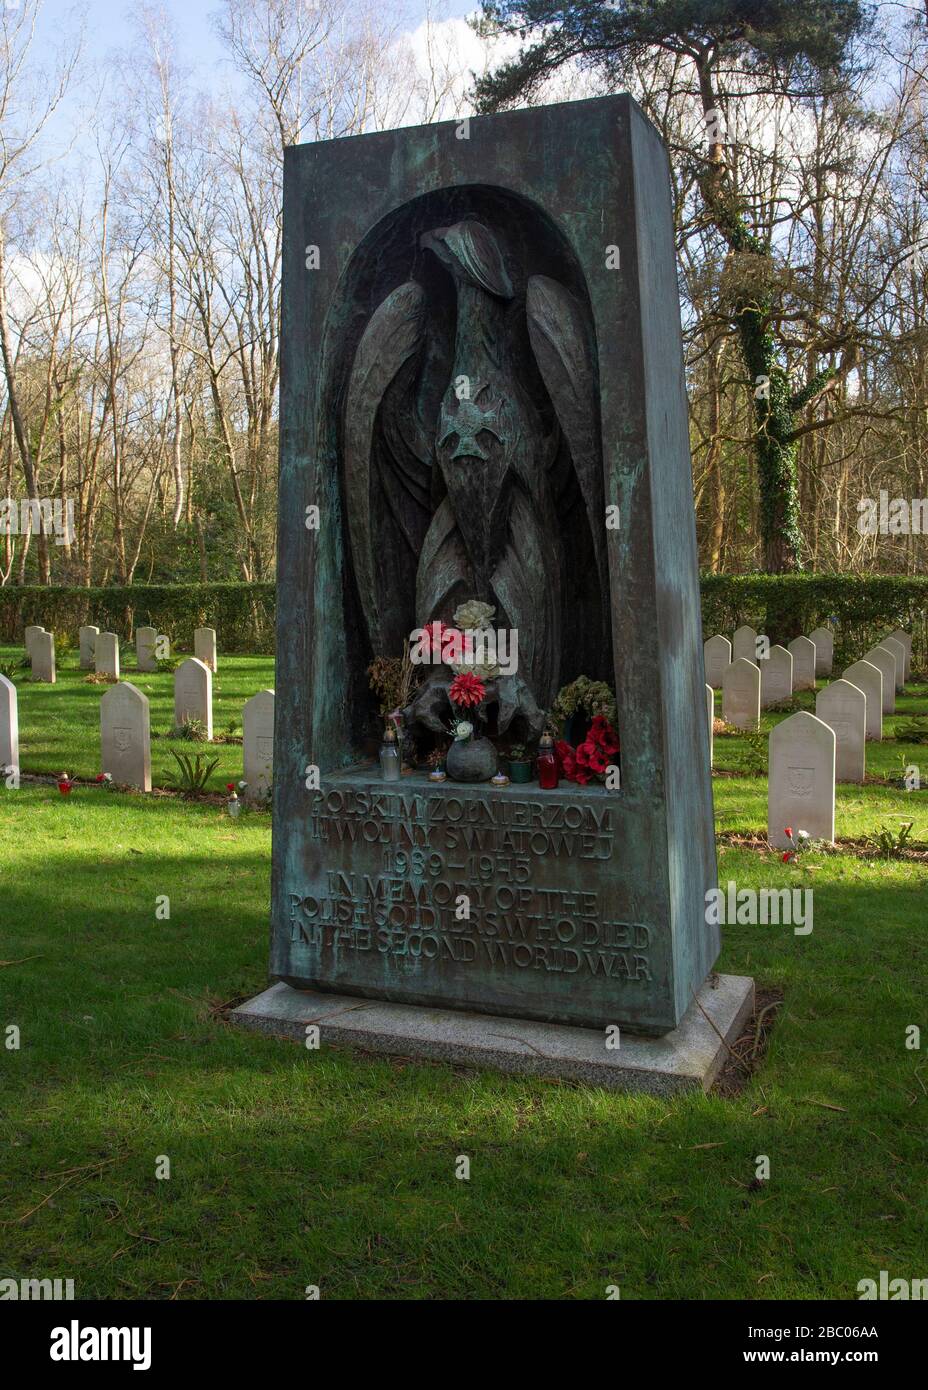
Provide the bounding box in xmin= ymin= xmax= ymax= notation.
xmin=555 ymin=715 xmax=620 ymax=785
xmin=226 ymin=781 xmax=244 ymax=819
xmin=550 ymin=676 xmax=618 ymax=733
xmin=781 ymin=826 xmax=811 ymax=862
xmin=447 ymin=672 xmax=486 ymax=743
xmin=367 ymin=651 xmax=417 ymax=718
xmin=449 ymin=600 xmax=500 ymax=679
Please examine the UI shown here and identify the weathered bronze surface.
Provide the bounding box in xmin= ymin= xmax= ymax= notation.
xmin=272 ymin=95 xmax=719 ymax=1035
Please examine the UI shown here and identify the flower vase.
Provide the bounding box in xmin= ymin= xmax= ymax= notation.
xmin=446 ymin=735 xmax=498 ymax=783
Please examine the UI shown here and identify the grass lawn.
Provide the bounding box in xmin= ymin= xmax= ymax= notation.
xmin=1 ymin=673 xmax=926 ymax=1299
xmin=0 ymin=645 xmax=275 ymax=789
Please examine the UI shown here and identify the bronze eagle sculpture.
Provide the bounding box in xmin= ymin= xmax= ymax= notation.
xmin=341 ymin=216 xmax=609 ymax=741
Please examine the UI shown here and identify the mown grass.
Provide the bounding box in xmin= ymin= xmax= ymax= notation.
xmin=0 ymin=644 xmax=275 ymax=789
xmin=0 ymin=673 xmax=926 ymax=1299
xmin=710 ymin=681 xmax=928 ymax=840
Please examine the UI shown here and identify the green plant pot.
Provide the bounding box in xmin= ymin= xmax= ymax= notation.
xmin=508 ymin=760 xmax=533 ymax=783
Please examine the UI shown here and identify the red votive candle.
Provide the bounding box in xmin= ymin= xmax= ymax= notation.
xmin=536 ymin=735 xmax=558 ymax=789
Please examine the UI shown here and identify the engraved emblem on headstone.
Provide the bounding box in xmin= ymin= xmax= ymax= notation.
xmin=788 ymin=767 xmax=814 ymax=798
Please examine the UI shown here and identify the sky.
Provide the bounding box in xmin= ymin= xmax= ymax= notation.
xmin=21 ymin=0 xmax=485 ymax=171
xmin=33 ymin=0 xmax=477 ymax=81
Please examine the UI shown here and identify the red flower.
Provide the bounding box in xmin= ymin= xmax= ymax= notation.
xmin=782 ymin=851 xmax=791 ymax=862
xmin=555 ymin=717 xmax=620 ymax=785
xmin=226 ymin=783 xmax=236 ymax=792
xmin=58 ymin=778 xmax=72 ymax=796
xmin=588 ymin=716 xmax=620 ymax=754
xmin=785 ymin=826 xmax=793 ymax=839
xmin=449 ymin=672 xmax=485 ymax=709
xmin=95 ymin=773 xmax=105 ymax=782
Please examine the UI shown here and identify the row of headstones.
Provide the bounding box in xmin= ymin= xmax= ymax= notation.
xmin=705 ymin=625 xmax=835 ymax=696
xmin=704 ymin=627 xmax=913 ymax=780
xmin=0 ymin=668 xmax=273 ymax=800
xmin=701 ymin=627 xmax=914 ymax=846
xmin=22 ymin=624 xmax=218 ymax=683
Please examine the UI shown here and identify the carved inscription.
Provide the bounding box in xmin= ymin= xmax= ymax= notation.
xmin=289 ymin=788 xmax=652 ymax=985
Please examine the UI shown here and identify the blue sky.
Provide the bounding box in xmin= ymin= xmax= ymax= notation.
xmin=35 ymin=0 xmax=476 ymax=78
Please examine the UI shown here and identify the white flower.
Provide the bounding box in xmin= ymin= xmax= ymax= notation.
xmin=450 ymin=651 xmax=501 ymax=680
xmin=453 ymin=721 xmax=473 ymax=741
xmin=797 ymin=830 xmax=810 ymax=842
xmin=453 ymin=599 xmax=496 ymax=631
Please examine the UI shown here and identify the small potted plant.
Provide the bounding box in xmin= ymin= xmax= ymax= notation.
xmin=507 ymin=743 xmax=533 ymax=783
xmin=426 ymin=742 xmax=449 ymax=782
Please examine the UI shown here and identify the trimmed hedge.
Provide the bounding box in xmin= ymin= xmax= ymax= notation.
xmin=700 ymin=573 xmax=928 ymax=674
xmin=0 ymin=583 xmax=276 ymax=654
xmin=1 ymin=574 xmax=925 ymax=669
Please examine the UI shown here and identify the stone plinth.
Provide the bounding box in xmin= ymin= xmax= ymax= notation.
xmin=232 ymin=974 xmax=755 ymax=1096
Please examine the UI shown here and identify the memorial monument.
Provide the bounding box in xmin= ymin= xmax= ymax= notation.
xmin=234 ymin=95 xmax=753 ymax=1091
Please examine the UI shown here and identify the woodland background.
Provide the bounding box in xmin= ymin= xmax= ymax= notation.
xmin=3 ymin=0 xmax=928 ymax=591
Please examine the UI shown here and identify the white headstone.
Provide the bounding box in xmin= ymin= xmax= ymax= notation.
xmin=889 ymin=629 xmax=912 ymax=680
xmin=881 ymin=636 xmax=906 ymax=693
xmin=194 ymin=626 xmax=217 ymax=672
xmin=24 ymin=625 xmax=45 ymax=662
xmin=243 ymin=689 xmax=275 ymax=801
xmin=136 ymin=625 xmax=158 ymax=673
xmin=705 ymin=684 xmax=714 ymax=769
xmin=816 ymin=679 xmax=866 ymax=784
xmin=768 ymin=710 xmax=835 ymax=850
xmin=722 ymin=657 xmax=761 ymax=731
xmin=703 ymin=635 xmax=732 ymax=689
xmin=0 ymin=673 xmax=19 ymax=774
xmin=95 ymin=632 xmax=120 ymax=679
xmin=863 ymin=647 xmax=896 ymax=715
xmin=100 ymin=681 xmax=151 ymax=792
xmin=843 ymin=660 xmax=882 ymax=740
xmin=31 ymin=630 xmax=55 ymax=683
xmin=174 ymin=657 xmax=212 ymax=739
xmin=79 ymin=625 xmax=99 ymax=669
xmin=788 ymin=635 xmax=817 ymax=691
xmin=809 ymin=627 xmax=834 ymax=677
xmin=760 ymin=644 xmax=792 ymax=707
xmin=732 ymin=625 xmax=757 ymax=664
